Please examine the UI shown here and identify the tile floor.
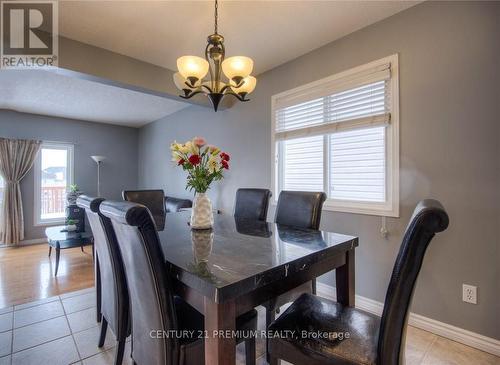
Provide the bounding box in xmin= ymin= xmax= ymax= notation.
xmin=0 ymin=287 xmax=498 ymax=365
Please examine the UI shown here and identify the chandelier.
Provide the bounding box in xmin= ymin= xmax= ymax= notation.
xmin=173 ymin=0 xmax=256 ymax=112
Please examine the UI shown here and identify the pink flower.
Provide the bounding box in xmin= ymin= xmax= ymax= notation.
xmin=193 ymin=136 xmax=206 ymax=147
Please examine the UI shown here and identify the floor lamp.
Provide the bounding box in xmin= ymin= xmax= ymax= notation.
xmin=91 ymin=156 xmax=106 ymax=197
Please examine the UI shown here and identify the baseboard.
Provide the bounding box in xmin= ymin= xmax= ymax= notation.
xmin=21 ymin=238 xmax=48 ymax=245
xmin=316 ymin=282 xmax=500 ymax=356
xmin=0 ymin=238 xmax=47 ymax=247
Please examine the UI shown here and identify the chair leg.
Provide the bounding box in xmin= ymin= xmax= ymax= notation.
xmin=245 ymin=337 xmax=256 ymax=365
xmin=312 ymin=278 xmax=317 ymax=295
xmin=114 ymin=338 xmax=126 ymax=365
xmin=98 ymin=317 xmax=108 ymax=347
xmin=266 ymin=308 xmax=276 ymax=364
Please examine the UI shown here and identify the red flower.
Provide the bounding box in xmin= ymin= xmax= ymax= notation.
xmin=221 ymin=160 xmax=229 ymax=170
xmin=177 ymin=158 xmax=185 ymax=166
xmin=188 ymin=155 xmax=201 ymax=166
xmin=220 ymin=152 xmax=230 ymax=161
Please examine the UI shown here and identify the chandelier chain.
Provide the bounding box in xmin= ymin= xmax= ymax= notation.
xmin=214 ymin=0 xmax=218 ymax=34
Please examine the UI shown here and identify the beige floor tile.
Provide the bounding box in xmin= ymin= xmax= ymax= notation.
xmin=0 ymin=332 xmax=11 ymax=358
xmin=0 ymin=355 xmax=10 ymax=365
xmin=11 ymin=335 xmax=79 ymax=365
xmin=13 ymin=295 xmax=60 ymax=311
xmin=12 ymin=316 xmax=70 ymax=352
xmin=0 ymin=308 xmax=12 ymax=316
xmin=82 ymin=341 xmax=132 ymax=365
xmin=244 ymin=355 xmax=268 ymax=365
xmin=0 ymin=313 xmax=12 ymax=333
xmin=13 ymin=300 xmax=65 ymax=328
xmin=422 ymin=337 xmax=499 ymax=365
xmin=73 ymin=325 xmax=116 ymax=359
xmin=60 ymin=287 xmax=95 ymax=300
xmin=63 ymin=292 xmax=96 ymax=314
xmin=405 ymin=326 xmax=437 ymax=365
xmin=68 ymin=307 xmax=98 ymax=334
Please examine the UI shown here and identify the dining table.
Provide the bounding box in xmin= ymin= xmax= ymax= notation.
xmin=158 ymin=211 xmax=358 ymax=365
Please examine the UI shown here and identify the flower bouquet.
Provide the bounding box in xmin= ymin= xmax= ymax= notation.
xmin=171 ymin=137 xmax=230 ymax=229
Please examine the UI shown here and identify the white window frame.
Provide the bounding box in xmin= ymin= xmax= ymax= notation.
xmin=271 ymin=54 xmax=399 ymax=217
xmin=34 ymin=142 xmax=74 ymax=226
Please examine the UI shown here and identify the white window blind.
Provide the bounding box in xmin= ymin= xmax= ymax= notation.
xmin=272 ymin=55 xmax=399 ymax=216
xmin=282 ymin=135 xmax=323 ymax=192
xmin=330 ymin=127 xmax=385 ymax=202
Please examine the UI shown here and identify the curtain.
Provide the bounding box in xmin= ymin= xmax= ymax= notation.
xmin=0 ymin=138 xmax=42 ymax=244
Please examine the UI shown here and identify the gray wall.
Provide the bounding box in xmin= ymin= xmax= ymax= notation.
xmin=0 ymin=110 xmax=138 ymax=240
xmin=138 ymin=1 xmax=500 ymax=339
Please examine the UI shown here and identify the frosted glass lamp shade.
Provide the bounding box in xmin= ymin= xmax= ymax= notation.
xmin=231 ymin=76 xmax=257 ymax=95
xmin=91 ymin=155 xmax=106 ymax=163
xmin=177 ymin=56 xmax=209 ymax=81
xmin=222 ymin=56 xmax=253 ymax=81
xmin=174 ymin=72 xmax=200 ymax=90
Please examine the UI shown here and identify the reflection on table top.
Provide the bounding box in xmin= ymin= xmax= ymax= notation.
xmin=158 ymin=212 xmax=358 ymax=302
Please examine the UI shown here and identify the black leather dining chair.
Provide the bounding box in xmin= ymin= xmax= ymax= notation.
xmin=274 ymin=190 xmax=326 ymax=230
xmin=77 ymin=195 xmax=130 ymax=365
xmin=267 ymin=199 xmax=449 ymax=365
xmin=263 ymin=190 xmax=327 ymax=362
xmin=122 ymin=189 xmax=166 ymax=230
xmin=234 ymin=188 xmax=272 ymax=221
xmin=165 ymin=196 xmax=192 ymax=213
xmin=100 ymin=199 xmax=258 ymax=365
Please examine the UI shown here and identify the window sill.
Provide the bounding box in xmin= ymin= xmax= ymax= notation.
xmin=271 ymin=200 xmax=399 ymax=218
xmin=34 ymin=220 xmax=66 ymax=227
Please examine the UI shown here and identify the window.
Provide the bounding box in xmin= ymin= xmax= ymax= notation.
xmin=34 ymin=142 xmax=74 ymax=225
xmin=272 ymin=55 xmax=399 ymax=216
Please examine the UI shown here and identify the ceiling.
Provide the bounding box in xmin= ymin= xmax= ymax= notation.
xmin=59 ymin=1 xmax=420 ymax=75
xmin=0 ymin=70 xmax=188 ymax=127
xmin=2 ymin=1 xmax=421 ymax=127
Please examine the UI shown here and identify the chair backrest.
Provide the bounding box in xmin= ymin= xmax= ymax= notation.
xmin=165 ymin=196 xmax=192 ymax=213
xmin=76 ymin=195 xmax=129 ymax=338
xmin=100 ymin=200 xmax=179 ymax=365
xmin=122 ymin=189 xmax=166 ymax=230
xmin=377 ymin=199 xmax=449 ymax=365
xmin=234 ymin=188 xmax=272 ymax=221
xmin=274 ymin=191 xmax=326 ymax=230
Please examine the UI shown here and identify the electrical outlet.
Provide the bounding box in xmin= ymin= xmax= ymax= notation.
xmin=462 ymin=284 xmax=477 ymax=304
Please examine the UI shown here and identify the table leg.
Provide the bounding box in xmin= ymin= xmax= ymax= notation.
xmin=204 ymin=298 xmax=236 ymax=365
xmin=335 ymin=249 xmax=355 ymax=307
xmin=266 ymin=308 xmax=276 ymax=365
xmin=55 ymin=242 xmax=61 ymax=277
xmin=48 ymin=246 xmax=52 ymax=257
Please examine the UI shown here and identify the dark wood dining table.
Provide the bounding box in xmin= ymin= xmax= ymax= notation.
xmin=158 ymin=212 xmax=358 ymax=365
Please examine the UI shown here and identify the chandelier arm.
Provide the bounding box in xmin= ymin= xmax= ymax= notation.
xmin=179 ymin=90 xmax=205 ymax=99
xmin=201 ymin=84 xmax=213 ymax=93
xmin=219 ymin=84 xmax=232 ymax=94
xmin=225 ymin=91 xmax=250 ymax=102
